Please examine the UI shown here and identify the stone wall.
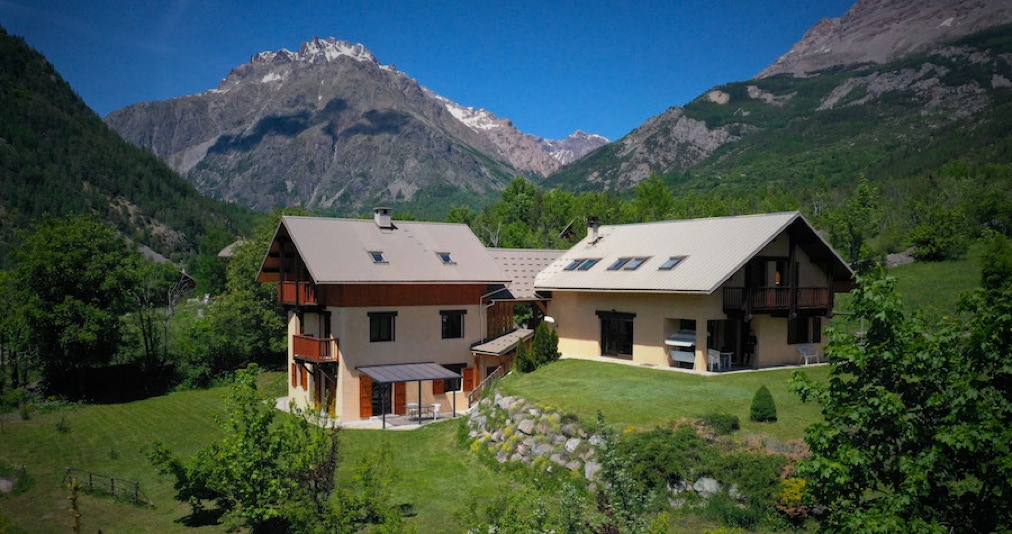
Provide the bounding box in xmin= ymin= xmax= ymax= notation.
xmin=467 ymin=392 xmax=602 ymax=480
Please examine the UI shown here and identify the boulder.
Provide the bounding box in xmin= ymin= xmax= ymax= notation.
xmin=517 ymin=418 xmax=536 ymax=435
xmin=561 ymin=422 xmax=580 ymax=437
xmin=564 ymin=437 xmax=581 ymax=453
xmin=584 ymin=461 xmax=602 ymax=481
xmin=693 ymin=477 xmax=722 ymax=498
xmin=532 ymin=442 xmax=554 ymax=457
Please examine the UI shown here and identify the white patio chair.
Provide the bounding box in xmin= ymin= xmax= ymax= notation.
xmin=706 ymin=349 xmax=722 ymax=372
xmin=798 ymin=345 xmax=820 ymax=365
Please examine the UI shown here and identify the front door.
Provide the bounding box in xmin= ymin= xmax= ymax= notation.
xmin=371 ymin=381 xmax=392 ymax=416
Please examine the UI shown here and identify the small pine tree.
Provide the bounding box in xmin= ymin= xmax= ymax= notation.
xmin=514 ymin=337 xmax=534 ymax=373
xmin=750 ymin=385 xmax=778 ymax=422
xmin=530 ymin=322 xmax=560 ymax=368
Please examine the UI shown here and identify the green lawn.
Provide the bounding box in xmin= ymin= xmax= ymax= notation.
xmin=501 ymin=359 xmax=828 ymax=442
xmin=0 ymin=374 xmax=514 ymax=533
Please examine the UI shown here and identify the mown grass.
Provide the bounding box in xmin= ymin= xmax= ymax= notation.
xmin=500 ymin=359 xmax=828 ymax=442
xmin=0 ymin=373 xmax=514 ymax=533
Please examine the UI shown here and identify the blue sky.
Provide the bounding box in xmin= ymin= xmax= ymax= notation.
xmin=1 ymin=0 xmax=854 ymax=141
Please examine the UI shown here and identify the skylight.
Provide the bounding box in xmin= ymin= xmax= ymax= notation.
xmin=577 ymin=258 xmax=600 ymax=271
xmin=608 ymin=258 xmax=630 ymax=270
xmin=623 ymin=257 xmax=648 ymax=270
xmin=564 ymin=259 xmax=584 ymax=271
xmin=369 ymin=251 xmax=387 ymax=263
xmin=437 ymin=252 xmax=455 ymax=264
xmin=659 ymin=256 xmax=684 ymax=270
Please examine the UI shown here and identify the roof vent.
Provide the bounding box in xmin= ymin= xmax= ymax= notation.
xmin=587 ymin=216 xmax=600 ymax=244
xmin=373 ymin=207 xmax=393 ymax=229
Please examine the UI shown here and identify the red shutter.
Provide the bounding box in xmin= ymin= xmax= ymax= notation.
xmin=300 ymin=366 xmax=308 ymax=390
xmin=432 ymin=377 xmax=444 ymax=395
xmin=463 ymin=367 xmax=477 ymax=392
xmin=394 ymin=382 xmax=406 ymax=415
xmin=290 ymin=363 xmax=297 ymax=388
xmin=359 ymin=375 xmax=373 ymax=419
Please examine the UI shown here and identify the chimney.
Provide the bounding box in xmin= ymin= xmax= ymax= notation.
xmin=587 ymin=216 xmax=600 ymax=243
xmin=373 ymin=207 xmax=393 ymax=229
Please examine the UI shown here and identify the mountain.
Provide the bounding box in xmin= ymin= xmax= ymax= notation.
xmin=106 ymin=37 xmax=607 ymax=215
xmin=0 ymin=26 xmax=255 ymax=262
xmin=547 ymin=0 xmax=1012 ymax=193
xmin=758 ymin=0 xmax=1012 ymax=79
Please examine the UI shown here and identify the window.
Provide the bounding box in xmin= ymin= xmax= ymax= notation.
xmin=659 ymin=256 xmax=685 ymax=270
xmin=788 ymin=316 xmax=822 ymax=345
xmin=565 ymin=258 xmax=601 ymax=271
xmin=623 ymin=257 xmax=648 ymax=270
xmin=440 ymin=309 xmax=466 ymax=339
xmin=608 ymin=258 xmax=630 ymax=270
xmin=437 ymin=252 xmax=454 ymax=264
xmin=368 ymin=311 xmax=397 ymax=342
xmin=597 ymin=310 xmax=635 ymax=358
xmin=441 ymin=363 xmax=466 ymax=392
xmin=369 ymin=251 xmax=387 ymax=263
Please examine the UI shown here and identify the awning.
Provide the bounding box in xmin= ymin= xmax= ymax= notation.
xmin=356 ymin=362 xmax=460 ymax=384
xmin=471 ymin=328 xmax=533 ymax=356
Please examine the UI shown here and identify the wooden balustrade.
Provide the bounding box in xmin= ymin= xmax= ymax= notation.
xmin=292 ymin=334 xmax=338 ymax=363
xmin=278 ymin=281 xmax=318 ymax=306
xmin=723 ymin=287 xmax=831 ymax=313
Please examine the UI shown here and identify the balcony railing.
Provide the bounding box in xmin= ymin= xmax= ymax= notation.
xmin=279 ymin=281 xmax=318 ymax=306
xmin=292 ymin=334 xmax=339 ymax=364
xmin=723 ymin=287 xmax=831 ymax=313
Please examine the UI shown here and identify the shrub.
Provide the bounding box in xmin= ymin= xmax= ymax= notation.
xmin=750 ymin=385 xmax=777 ymax=422
xmin=700 ymin=413 xmax=740 ymax=435
xmin=614 ymin=425 xmax=707 ymax=491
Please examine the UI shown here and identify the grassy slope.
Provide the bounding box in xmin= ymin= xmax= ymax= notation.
xmin=501 ymin=360 xmax=828 ymax=443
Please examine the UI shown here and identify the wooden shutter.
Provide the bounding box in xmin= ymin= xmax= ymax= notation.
xmin=359 ymin=375 xmax=372 ymax=419
xmin=300 ymin=365 xmax=308 ymax=390
xmin=394 ymin=382 xmax=406 ymax=415
xmin=313 ymin=368 xmax=322 ymax=409
xmin=463 ymin=367 xmax=477 ymax=392
xmin=432 ymin=377 xmax=444 ymax=395
xmin=290 ymin=363 xmax=297 ymax=388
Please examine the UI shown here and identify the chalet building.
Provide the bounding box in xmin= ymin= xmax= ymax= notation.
xmin=256 ymin=209 xmax=559 ymax=422
xmin=534 ymin=212 xmax=853 ymax=372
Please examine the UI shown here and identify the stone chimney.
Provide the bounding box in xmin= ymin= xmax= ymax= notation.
xmin=374 ymin=207 xmax=393 ymax=229
xmin=587 ymin=216 xmax=600 ymax=244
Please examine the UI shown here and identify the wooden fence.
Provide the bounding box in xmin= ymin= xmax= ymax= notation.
xmin=63 ymin=467 xmax=152 ymax=506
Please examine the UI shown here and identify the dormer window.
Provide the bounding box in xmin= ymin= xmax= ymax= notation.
xmin=369 ymin=251 xmax=387 ymax=263
xmin=659 ymin=256 xmax=685 ymax=270
xmin=437 ymin=252 xmax=455 ymax=264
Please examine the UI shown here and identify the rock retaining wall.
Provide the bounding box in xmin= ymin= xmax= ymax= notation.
xmin=467 ymin=392 xmax=602 ymax=480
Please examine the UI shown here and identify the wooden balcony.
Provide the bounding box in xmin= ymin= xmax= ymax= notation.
xmin=278 ymin=281 xmax=318 ymax=306
xmin=723 ymin=287 xmax=832 ymax=314
xmin=293 ymin=334 xmax=339 ymax=364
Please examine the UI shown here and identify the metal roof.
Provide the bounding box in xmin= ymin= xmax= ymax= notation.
xmin=356 ymin=362 xmax=461 ymax=383
xmin=471 ymin=328 xmax=533 ymax=356
xmin=260 ymin=216 xmax=509 ymax=285
xmin=535 ymin=212 xmax=852 ymax=294
xmin=486 ymin=248 xmax=564 ymax=299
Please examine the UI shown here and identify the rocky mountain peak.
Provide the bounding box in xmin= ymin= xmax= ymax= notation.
xmin=250 ymin=36 xmax=382 ymax=67
xmin=758 ymin=0 xmax=1012 ymax=78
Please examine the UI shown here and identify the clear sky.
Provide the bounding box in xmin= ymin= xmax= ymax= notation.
xmin=1 ymin=0 xmax=854 ymax=141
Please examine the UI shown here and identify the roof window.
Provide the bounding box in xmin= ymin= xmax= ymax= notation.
xmin=659 ymin=256 xmax=685 ymax=270
xmin=369 ymin=251 xmax=387 ymax=263
xmin=576 ymin=258 xmax=600 ymax=271
xmin=564 ymin=259 xmax=584 ymax=271
xmin=623 ymin=257 xmax=648 ymax=270
xmin=437 ymin=252 xmax=455 ymax=264
xmin=608 ymin=258 xmax=630 ymax=270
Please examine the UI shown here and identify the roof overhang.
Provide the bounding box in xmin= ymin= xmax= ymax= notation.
xmin=471 ymin=328 xmax=534 ymax=356
xmin=356 ymin=362 xmax=460 ymax=384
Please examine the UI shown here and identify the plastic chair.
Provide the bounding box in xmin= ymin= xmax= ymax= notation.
xmin=798 ymin=345 xmax=820 ymax=365
xmin=706 ymin=349 xmax=722 ymax=372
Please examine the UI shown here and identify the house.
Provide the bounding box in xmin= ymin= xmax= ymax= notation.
xmin=533 ymin=212 xmax=853 ymax=372
xmin=255 ymin=209 xmax=557 ymax=423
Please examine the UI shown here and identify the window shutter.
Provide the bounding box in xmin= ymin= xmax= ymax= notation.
xmin=394 ymin=382 xmax=406 ymax=415
xmin=359 ymin=375 xmax=372 ymax=419
xmin=300 ymin=365 xmax=308 ymax=390
xmin=463 ymin=367 xmax=477 ymax=392
xmin=291 ymin=363 xmax=297 ymax=388
xmin=432 ymin=377 xmax=445 ymax=395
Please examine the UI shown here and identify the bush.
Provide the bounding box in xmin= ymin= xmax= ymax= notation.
xmin=700 ymin=413 xmax=740 ymax=435
xmin=750 ymin=385 xmax=777 ymax=422
xmin=614 ymin=425 xmax=707 ymax=492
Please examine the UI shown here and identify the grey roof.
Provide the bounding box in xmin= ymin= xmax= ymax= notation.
xmin=356 ymin=362 xmax=461 ymax=383
xmin=535 ymin=212 xmax=852 ymax=294
xmin=471 ymin=328 xmax=534 ymax=356
xmin=486 ymin=248 xmax=565 ymax=299
xmin=262 ymin=216 xmax=509 ymax=285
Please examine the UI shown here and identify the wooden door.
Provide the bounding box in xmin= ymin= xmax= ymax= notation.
xmin=394 ymin=382 xmax=406 ymax=415
xmin=359 ymin=375 xmax=372 ymax=418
